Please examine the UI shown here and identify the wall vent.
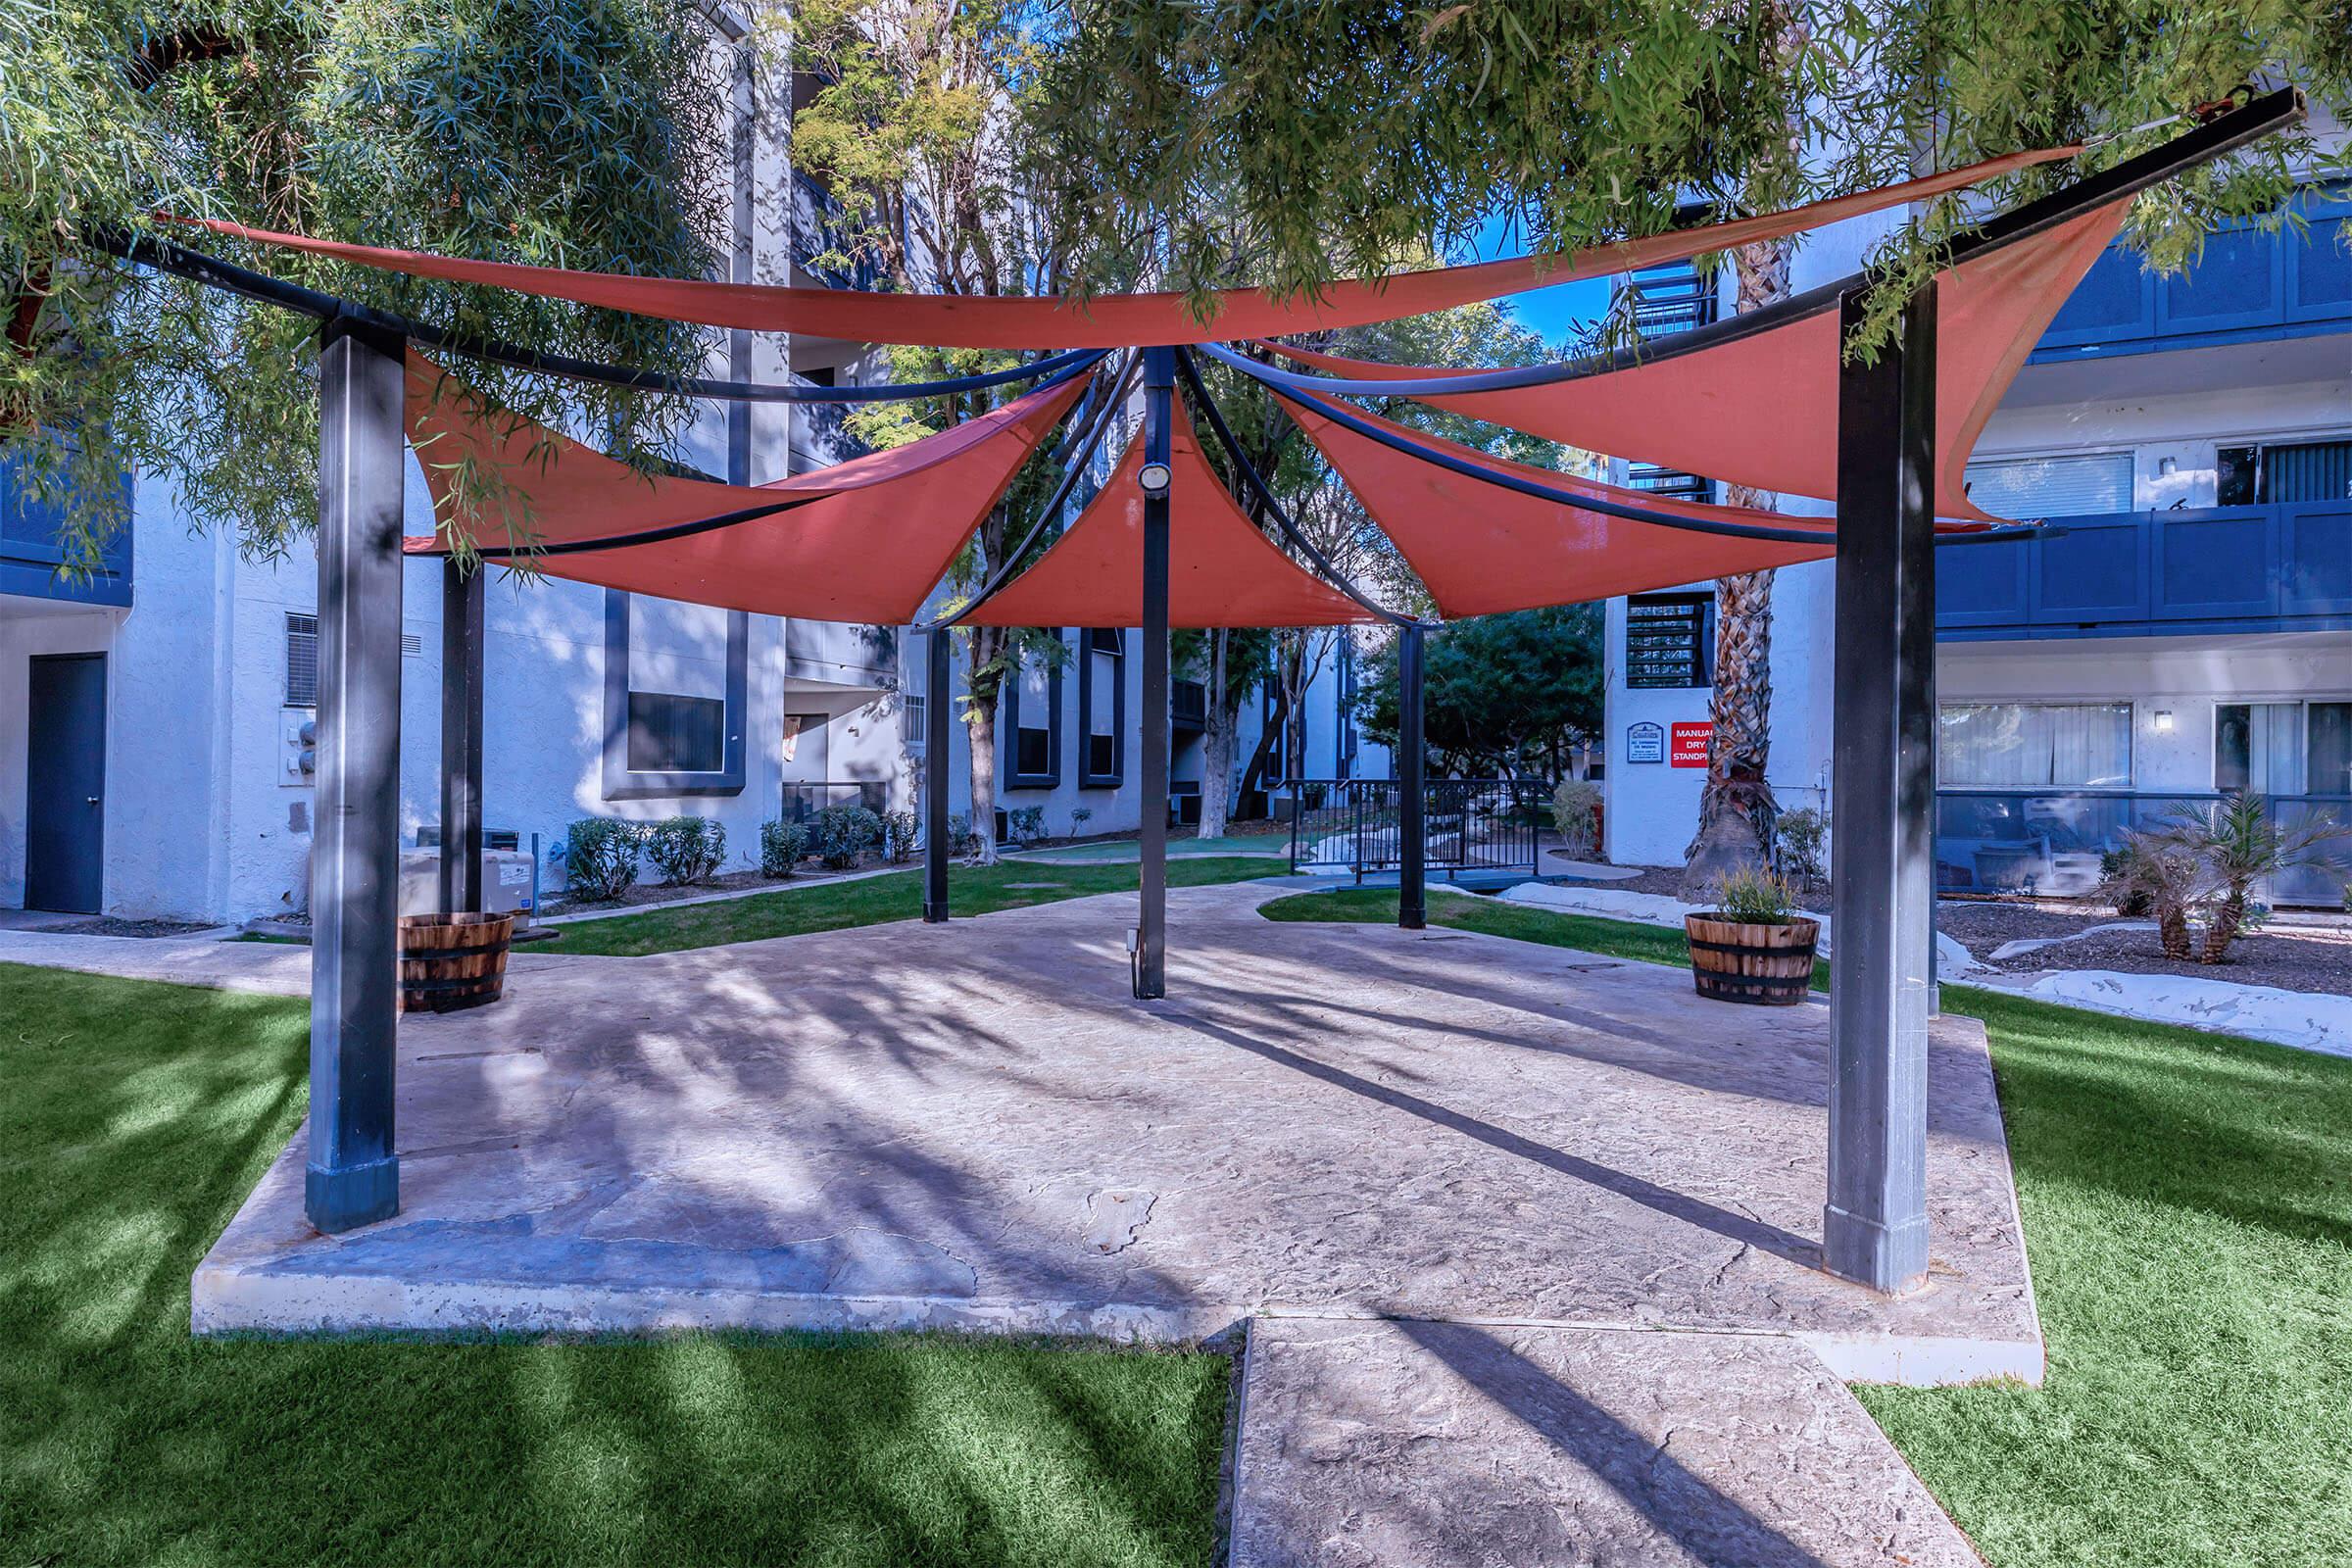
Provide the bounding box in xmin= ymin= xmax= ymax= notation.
xmin=284 ymin=612 xmax=318 ymax=707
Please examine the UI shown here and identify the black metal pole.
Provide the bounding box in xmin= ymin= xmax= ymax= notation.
xmin=1825 ymin=282 xmax=1938 ymax=1294
xmin=307 ymin=316 xmax=408 ymax=1235
xmin=438 ymin=558 xmax=485 ymax=915
xmin=1398 ymin=624 xmax=1427 ymax=930
xmin=924 ymin=628 xmax=952 ymax=923
xmin=1136 ymin=345 xmax=1174 ymax=999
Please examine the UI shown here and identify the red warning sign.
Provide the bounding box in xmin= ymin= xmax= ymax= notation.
xmin=1669 ymin=721 xmax=1712 ymax=768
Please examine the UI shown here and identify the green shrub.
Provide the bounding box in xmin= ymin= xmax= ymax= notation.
xmin=813 ymin=804 xmax=881 ymax=869
xmin=1775 ymin=807 xmax=1829 ymax=889
xmin=1550 ymin=779 xmax=1601 ymax=857
xmin=564 ymin=818 xmax=649 ymax=903
xmin=759 ymin=819 xmax=810 ymax=877
xmin=1709 ymin=864 xmax=1800 ymax=923
xmin=947 ymin=812 xmax=983 ymax=858
xmin=646 ymin=815 xmax=726 ymax=886
xmin=1006 ymin=805 xmax=1047 ymax=846
xmin=881 ymin=809 xmax=919 ymax=864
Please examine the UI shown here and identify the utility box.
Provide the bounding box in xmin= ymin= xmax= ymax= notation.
xmin=398 ymin=848 xmax=536 ymax=917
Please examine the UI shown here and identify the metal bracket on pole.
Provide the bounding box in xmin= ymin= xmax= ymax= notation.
xmin=1135 ymin=345 xmax=1175 ymax=999
xmin=1824 ymin=283 xmax=1938 ymax=1293
xmin=306 ymin=315 xmax=409 ymax=1235
xmin=438 ymin=558 xmax=485 ymax=915
xmin=924 ymin=627 xmax=953 ymax=923
xmin=1397 ymin=624 xmax=1428 ymax=930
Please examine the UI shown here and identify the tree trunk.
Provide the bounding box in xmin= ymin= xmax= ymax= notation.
xmin=2199 ymin=893 xmax=2247 ymax=963
xmin=964 ymin=699 xmax=1000 ymax=865
xmin=1198 ymin=630 xmax=1234 ymax=839
xmin=2157 ymin=903 xmax=2193 ymax=961
xmin=1681 ymin=235 xmax=1789 ymax=899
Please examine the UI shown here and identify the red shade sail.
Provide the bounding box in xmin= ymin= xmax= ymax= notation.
xmin=1286 ymin=401 xmax=1845 ymax=616
xmin=403 ymin=353 xmax=1091 ymax=622
xmin=175 ymin=146 xmax=2076 ymax=350
xmin=963 ymin=405 xmax=1377 ymax=628
xmin=1270 ymin=202 xmax=2129 ymax=522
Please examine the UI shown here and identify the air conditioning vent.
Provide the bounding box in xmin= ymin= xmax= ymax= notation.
xmin=284 ymin=612 xmax=318 ymax=707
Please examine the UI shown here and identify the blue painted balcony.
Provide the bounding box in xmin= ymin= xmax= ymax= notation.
xmin=2030 ymin=181 xmax=2350 ymax=363
xmin=1936 ymin=502 xmax=2352 ymax=640
xmin=1 ymin=451 xmax=132 ymax=609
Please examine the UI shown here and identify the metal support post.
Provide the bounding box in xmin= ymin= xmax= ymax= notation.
xmin=1135 ymin=345 xmax=1174 ymax=998
xmin=306 ymin=316 xmax=408 ymax=1234
xmin=924 ymin=628 xmax=953 ymax=922
xmin=1825 ymin=283 xmax=1938 ymax=1293
xmin=1398 ymin=624 xmax=1427 ymax=930
xmin=438 ymin=558 xmax=485 ymax=915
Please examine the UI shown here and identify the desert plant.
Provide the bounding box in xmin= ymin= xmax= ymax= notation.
xmin=1708 ymin=864 xmax=1799 ymax=924
xmin=1775 ymin=807 xmax=1829 ymax=890
xmin=1551 ymin=779 xmax=1602 ymax=858
xmin=645 ymin=815 xmax=726 ymax=886
xmin=2146 ymin=796 xmax=2350 ymax=963
xmin=881 ymin=809 xmax=919 ymax=864
xmin=759 ymin=819 xmax=810 ymax=878
xmin=1006 ymin=805 xmax=1047 ymax=846
xmin=2099 ymin=836 xmax=2203 ymax=960
xmin=564 ymin=818 xmax=649 ymax=904
xmin=812 ymin=804 xmax=882 ymax=869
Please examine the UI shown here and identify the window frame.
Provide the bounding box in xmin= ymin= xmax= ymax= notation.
xmin=1076 ymin=626 xmax=1125 ymax=788
xmin=1002 ymin=630 xmax=1064 ymax=791
xmin=601 ymin=589 xmax=749 ymax=801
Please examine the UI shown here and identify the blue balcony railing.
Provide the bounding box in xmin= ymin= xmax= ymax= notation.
xmin=2032 ymin=181 xmax=2350 ymax=361
xmin=1936 ymin=789 xmax=2350 ymax=906
xmin=1 ymin=450 xmax=132 ymax=609
xmin=1936 ymin=502 xmax=2352 ymax=640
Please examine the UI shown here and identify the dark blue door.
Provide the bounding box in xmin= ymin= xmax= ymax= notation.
xmin=25 ymin=653 xmax=106 ymax=913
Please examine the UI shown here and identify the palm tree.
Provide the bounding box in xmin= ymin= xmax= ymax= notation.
xmin=2155 ymin=797 xmax=2349 ymax=963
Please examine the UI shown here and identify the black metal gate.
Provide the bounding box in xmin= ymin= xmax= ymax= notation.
xmin=1285 ymin=777 xmax=1547 ymax=881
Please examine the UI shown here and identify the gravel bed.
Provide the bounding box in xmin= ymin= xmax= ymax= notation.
xmin=1975 ymin=924 xmax=2352 ymax=995
xmin=41 ymin=917 xmax=219 ymax=939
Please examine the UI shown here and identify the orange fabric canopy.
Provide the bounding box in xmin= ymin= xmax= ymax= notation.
xmin=1286 ymin=401 xmax=1844 ymax=617
xmin=962 ymin=404 xmax=1377 ymax=628
xmin=403 ymin=353 xmax=1090 ymax=622
xmin=1270 ymin=202 xmax=2129 ymax=522
xmin=178 ymin=146 xmax=2074 ymax=350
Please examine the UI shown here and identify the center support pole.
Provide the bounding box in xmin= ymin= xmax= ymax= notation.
xmin=923 ymin=627 xmax=953 ymax=923
xmin=307 ymin=316 xmax=408 ymax=1235
xmin=1396 ymin=624 xmax=1428 ymax=930
xmin=1825 ymin=282 xmax=1938 ymax=1293
xmin=1135 ymin=345 xmax=1175 ymax=999
xmin=438 ymin=557 xmax=485 ymax=915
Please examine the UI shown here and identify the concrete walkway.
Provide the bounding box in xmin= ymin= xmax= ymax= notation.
xmin=11 ymin=884 xmax=2033 ymax=1564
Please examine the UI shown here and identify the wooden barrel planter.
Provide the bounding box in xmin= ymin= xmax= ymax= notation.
xmin=1685 ymin=913 xmax=1819 ymax=1006
xmin=398 ymin=912 xmax=516 ymax=1014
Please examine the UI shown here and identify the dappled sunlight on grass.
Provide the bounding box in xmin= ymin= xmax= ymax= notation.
xmin=0 ymin=962 xmax=1228 ymax=1567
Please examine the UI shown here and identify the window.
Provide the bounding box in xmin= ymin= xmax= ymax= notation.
xmin=1623 ymin=593 xmax=1714 ymax=689
xmin=2217 ymin=701 xmax=2352 ymax=796
xmin=601 ymin=590 xmax=747 ymax=799
xmin=1078 ymin=627 xmax=1124 ymax=786
xmin=1962 ymin=453 xmax=2134 ymax=517
xmin=1003 ymin=632 xmax=1062 ymax=788
xmin=904 ymin=693 xmax=926 ymax=755
xmin=1938 ymin=703 xmax=2133 ymax=789
xmin=2217 ymin=438 xmax=2351 ymax=506
xmin=627 ymin=692 xmax=724 ymax=772
xmin=285 ymin=612 xmax=318 ymax=707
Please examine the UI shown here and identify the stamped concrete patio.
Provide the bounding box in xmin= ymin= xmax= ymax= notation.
xmin=171 ymin=879 xmax=2037 ymax=1564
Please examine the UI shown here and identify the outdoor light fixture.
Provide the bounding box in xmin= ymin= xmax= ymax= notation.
xmin=1137 ymin=460 xmax=1172 ymax=499
xmin=2154 ymin=710 xmax=2176 ymax=733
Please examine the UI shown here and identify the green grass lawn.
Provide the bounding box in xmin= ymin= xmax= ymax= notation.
xmin=0 ymin=961 xmax=1230 ymax=1568
xmin=545 ymin=857 xmax=1290 ymax=956
xmin=1258 ymin=887 xmax=2352 ymax=1568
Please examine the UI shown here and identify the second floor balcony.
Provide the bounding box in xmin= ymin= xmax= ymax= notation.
xmin=1936 ymin=501 xmax=2352 ymax=640
xmin=2032 ymin=180 xmax=2350 ymax=362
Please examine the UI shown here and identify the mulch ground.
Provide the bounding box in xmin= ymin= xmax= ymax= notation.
xmin=42 ymin=917 xmax=218 ymax=939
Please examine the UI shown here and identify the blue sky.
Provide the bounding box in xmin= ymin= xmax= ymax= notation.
xmin=1466 ymin=212 xmax=1613 ymax=350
